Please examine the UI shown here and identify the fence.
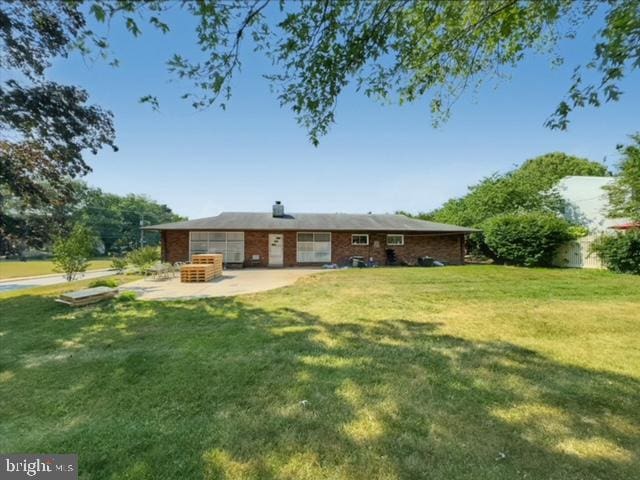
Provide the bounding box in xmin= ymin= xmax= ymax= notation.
xmin=553 ymin=234 xmax=604 ymax=269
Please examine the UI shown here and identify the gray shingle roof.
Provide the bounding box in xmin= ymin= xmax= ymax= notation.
xmin=145 ymin=212 xmax=478 ymax=233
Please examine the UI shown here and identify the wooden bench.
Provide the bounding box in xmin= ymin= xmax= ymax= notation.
xmin=55 ymin=287 xmax=118 ymax=307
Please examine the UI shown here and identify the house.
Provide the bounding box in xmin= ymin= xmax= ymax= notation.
xmin=553 ymin=176 xmax=631 ymax=268
xmin=144 ymin=202 xmax=477 ymax=267
xmin=555 ymin=176 xmax=630 ymax=232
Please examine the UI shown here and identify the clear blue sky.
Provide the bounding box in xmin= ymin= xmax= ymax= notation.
xmin=50 ymin=8 xmax=639 ymax=220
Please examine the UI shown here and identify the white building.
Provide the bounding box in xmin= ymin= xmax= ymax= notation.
xmin=553 ymin=176 xmax=630 ymax=268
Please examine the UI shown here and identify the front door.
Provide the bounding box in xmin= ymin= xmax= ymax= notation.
xmin=269 ymin=233 xmax=284 ymax=267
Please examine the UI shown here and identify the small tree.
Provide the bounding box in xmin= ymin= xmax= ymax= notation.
xmin=590 ymin=231 xmax=640 ymax=275
xmin=126 ymin=246 xmax=160 ymax=274
xmin=483 ymin=212 xmax=573 ymax=267
xmin=110 ymin=256 xmax=128 ymax=274
xmin=52 ymin=225 xmax=97 ymax=281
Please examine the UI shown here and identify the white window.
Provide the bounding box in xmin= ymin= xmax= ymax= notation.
xmin=297 ymin=232 xmax=331 ymax=263
xmin=352 ymin=234 xmax=369 ymax=245
xmin=387 ymin=234 xmax=404 ymax=246
xmin=189 ymin=231 xmax=245 ymax=263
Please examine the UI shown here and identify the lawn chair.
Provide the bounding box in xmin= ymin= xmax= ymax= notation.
xmin=149 ymin=262 xmax=172 ymax=280
xmin=171 ymin=262 xmax=186 ymax=278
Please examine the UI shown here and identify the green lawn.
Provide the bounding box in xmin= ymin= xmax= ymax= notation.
xmin=1 ymin=266 xmax=639 ymax=479
xmin=0 ymin=259 xmax=113 ymax=280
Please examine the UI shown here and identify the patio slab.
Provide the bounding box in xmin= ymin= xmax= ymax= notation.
xmin=122 ymin=267 xmax=327 ymax=300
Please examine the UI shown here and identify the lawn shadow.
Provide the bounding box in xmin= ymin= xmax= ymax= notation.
xmin=0 ymin=294 xmax=638 ymax=479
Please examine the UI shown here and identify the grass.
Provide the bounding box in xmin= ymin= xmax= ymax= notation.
xmin=0 ymin=259 xmax=113 ymax=280
xmin=0 ymin=265 xmax=639 ymax=479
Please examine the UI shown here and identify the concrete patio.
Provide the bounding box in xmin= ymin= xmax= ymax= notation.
xmin=121 ymin=267 xmax=327 ymax=301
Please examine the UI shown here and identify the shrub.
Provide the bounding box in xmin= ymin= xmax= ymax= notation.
xmin=110 ymin=256 xmax=128 ymax=274
xmin=590 ymin=230 xmax=640 ymax=275
xmin=567 ymin=225 xmax=589 ymax=238
xmin=52 ymin=225 xmax=98 ymax=281
xmin=89 ymin=278 xmax=120 ymax=288
xmin=126 ymin=246 xmax=160 ymax=273
xmin=483 ymin=212 xmax=573 ymax=267
xmin=117 ymin=291 xmax=138 ymax=302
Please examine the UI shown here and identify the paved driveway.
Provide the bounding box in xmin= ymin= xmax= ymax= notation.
xmin=0 ymin=270 xmax=114 ymax=293
xmin=122 ymin=268 xmax=327 ymax=301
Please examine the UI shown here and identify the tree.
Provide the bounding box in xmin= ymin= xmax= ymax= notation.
xmin=607 ymin=134 xmax=640 ymax=221
xmin=52 ymin=224 xmax=97 ymax=282
xmin=89 ymin=0 xmax=639 ymax=145
xmin=4 ymin=1 xmax=638 ymax=150
xmin=0 ymin=2 xmax=116 ymax=214
xmin=426 ymin=153 xmax=608 ymax=227
xmin=0 ymin=180 xmax=184 ymax=257
xmin=416 ymin=153 xmax=607 ymax=257
xmin=0 ymin=180 xmax=83 ymax=256
xmin=74 ymin=187 xmax=186 ymax=254
xmin=512 ymin=152 xmax=611 ymax=191
xmin=126 ymin=246 xmax=160 ymax=274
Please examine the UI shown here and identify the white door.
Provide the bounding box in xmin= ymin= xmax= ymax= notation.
xmin=269 ymin=234 xmax=284 ymax=266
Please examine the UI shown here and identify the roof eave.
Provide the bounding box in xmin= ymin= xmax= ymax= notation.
xmin=144 ymin=226 xmax=480 ymax=233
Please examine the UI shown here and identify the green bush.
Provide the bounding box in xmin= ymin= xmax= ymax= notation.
xmin=117 ymin=291 xmax=138 ymax=302
xmin=89 ymin=278 xmax=120 ymax=288
xmin=590 ymin=230 xmax=640 ymax=275
xmin=483 ymin=212 xmax=573 ymax=267
xmin=567 ymin=225 xmax=589 ymax=238
xmin=52 ymin=225 xmax=98 ymax=281
xmin=126 ymin=246 xmax=160 ymax=273
xmin=110 ymin=256 xmax=128 ymax=274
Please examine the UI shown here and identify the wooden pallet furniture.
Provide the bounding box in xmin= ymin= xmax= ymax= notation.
xmin=191 ymin=254 xmax=223 ymax=265
xmin=180 ymin=263 xmax=221 ymax=282
xmin=55 ymin=287 xmax=118 ymax=307
xmin=189 ymin=254 xmax=223 ymax=278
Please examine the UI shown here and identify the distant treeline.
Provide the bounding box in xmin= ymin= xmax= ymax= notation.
xmin=1 ymin=181 xmax=185 ymax=257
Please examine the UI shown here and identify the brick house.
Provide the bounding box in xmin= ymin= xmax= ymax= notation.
xmin=145 ymin=202 xmax=477 ymax=267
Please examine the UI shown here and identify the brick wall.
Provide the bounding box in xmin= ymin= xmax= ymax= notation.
xmin=243 ymin=231 xmax=299 ymax=267
xmin=331 ymin=232 xmax=464 ymax=265
xmin=244 ymin=231 xmax=269 ymax=267
xmin=163 ymin=230 xmax=189 ymax=263
xmin=161 ymin=229 xmax=465 ymax=266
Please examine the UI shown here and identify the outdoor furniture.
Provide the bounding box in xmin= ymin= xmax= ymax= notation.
xmin=180 ymin=264 xmax=220 ymax=283
xmin=171 ymin=262 xmax=186 ymax=278
xmin=192 ymin=254 xmax=223 ymax=265
xmin=148 ymin=262 xmax=173 ymax=280
xmin=55 ymin=287 xmax=118 ymax=307
xmin=349 ymin=256 xmax=366 ymax=268
xmin=190 ymin=254 xmax=223 ymax=276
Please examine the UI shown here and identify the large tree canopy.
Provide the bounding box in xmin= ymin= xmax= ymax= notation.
xmin=417 ymin=152 xmax=608 ymax=257
xmin=2 ymin=1 xmax=638 ymax=151
xmin=81 ymin=0 xmax=640 ymax=145
xmin=423 ymin=152 xmax=609 ymax=227
xmin=0 ymin=0 xmax=117 ymax=232
xmin=75 ymin=186 xmax=186 ymax=254
xmin=0 ymin=0 xmax=637 ymax=244
xmin=0 ymin=181 xmax=185 ymax=256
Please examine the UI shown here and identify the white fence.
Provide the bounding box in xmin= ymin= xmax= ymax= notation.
xmin=553 ymin=235 xmax=605 ymax=269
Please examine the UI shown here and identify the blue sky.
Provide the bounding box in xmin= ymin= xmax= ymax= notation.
xmin=50 ymin=7 xmax=639 ymax=220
